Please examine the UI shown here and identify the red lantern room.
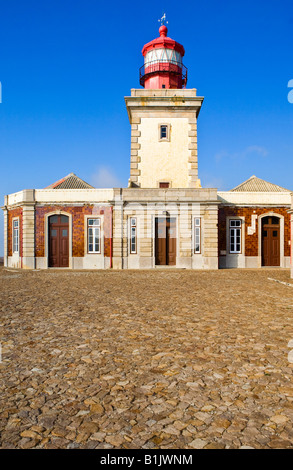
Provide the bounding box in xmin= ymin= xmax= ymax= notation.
xmin=139 ymin=18 xmax=187 ymax=89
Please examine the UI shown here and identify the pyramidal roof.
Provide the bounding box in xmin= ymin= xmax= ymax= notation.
xmin=230 ymin=175 xmax=291 ymax=193
xmin=45 ymin=173 xmax=94 ymax=190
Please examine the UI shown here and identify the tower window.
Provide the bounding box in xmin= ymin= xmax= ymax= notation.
xmin=160 ymin=125 xmax=167 ymax=139
xmin=159 ymin=124 xmax=170 ymax=141
xmin=159 ymin=182 xmax=169 ymax=188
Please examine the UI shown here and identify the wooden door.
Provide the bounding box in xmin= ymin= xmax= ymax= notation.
xmin=261 ymin=216 xmax=280 ymax=267
xmin=155 ymin=217 xmax=167 ymax=265
xmin=166 ymin=218 xmax=176 ymax=265
xmin=49 ymin=215 xmax=69 ymax=267
xmin=155 ymin=217 xmax=176 ymax=266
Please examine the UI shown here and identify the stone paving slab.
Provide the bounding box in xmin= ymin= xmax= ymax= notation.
xmin=0 ymin=267 xmax=293 ymax=449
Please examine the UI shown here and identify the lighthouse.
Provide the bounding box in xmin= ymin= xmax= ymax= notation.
xmin=140 ymin=21 xmax=187 ymax=89
xmin=125 ymin=17 xmax=204 ymax=189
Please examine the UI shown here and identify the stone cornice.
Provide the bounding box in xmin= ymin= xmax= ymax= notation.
xmin=125 ymin=89 xmax=204 ymax=122
xmin=111 ymin=188 xmax=219 ymax=204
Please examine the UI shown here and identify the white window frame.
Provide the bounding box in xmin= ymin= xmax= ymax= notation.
xmin=87 ymin=218 xmax=101 ymax=254
xmin=130 ymin=217 xmax=137 ymax=254
xmin=229 ymin=219 xmax=241 ymax=254
xmin=158 ymin=123 xmax=171 ymax=142
xmin=12 ymin=218 xmax=19 ymax=254
xmin=194 ymin=217 xmax=201 ymax=254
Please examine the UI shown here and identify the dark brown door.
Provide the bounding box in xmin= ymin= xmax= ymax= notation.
xmin=261 ymin=216 xmax=280 ymax=267
xmin=166 ymin=218 xmax=176 ymax=265
xmin=155 ymin=217 xmax=166 ymax=265
xmin=155 ymin=217 xmax=176 ymax=266
xmin=49 ymin=215 xmax=69 ymax=267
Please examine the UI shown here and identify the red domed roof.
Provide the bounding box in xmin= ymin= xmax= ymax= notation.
xmin=142 ymin=25 xmax=185 ymax=58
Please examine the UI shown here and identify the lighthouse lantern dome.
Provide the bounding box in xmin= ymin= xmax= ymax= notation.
xmin=139 ymin=19 xmax=187 ymax=89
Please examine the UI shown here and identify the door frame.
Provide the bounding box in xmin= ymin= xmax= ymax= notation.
xmin=258 ymin=212 xmax=284 ymax=267
xmin=153 ymin=215 xmax=178 ymax=266
xmin=45 ymin=211 xmax=73 ymax=268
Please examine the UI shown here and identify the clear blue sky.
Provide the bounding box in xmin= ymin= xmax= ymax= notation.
xmin=1 ymin=0 xmax=293 ymax=255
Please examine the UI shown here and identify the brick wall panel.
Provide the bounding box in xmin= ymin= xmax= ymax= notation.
xmin=35 ymin=205 xmax=112 ymax=258
xmin=219 ymin=206 xmax=291 ymax=256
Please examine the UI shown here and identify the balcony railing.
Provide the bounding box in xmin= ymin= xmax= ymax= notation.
xmin=139 ymin=60 xmax=188 ymax=87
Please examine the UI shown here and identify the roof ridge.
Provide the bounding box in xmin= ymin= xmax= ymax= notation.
xmin=230 ymin=175 xmax=258 ymax=191
xmin=45 ymin=173 xmax=94 ymax=189
xmin=230 ymin=175 xmax=290 ymax=192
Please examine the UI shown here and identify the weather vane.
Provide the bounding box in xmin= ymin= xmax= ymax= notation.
xmin=158 ymin=13 xmax=168 ymax=26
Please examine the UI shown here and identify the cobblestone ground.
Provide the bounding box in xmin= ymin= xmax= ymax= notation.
xmin=1 ymin=267 xmax=293 ymax=449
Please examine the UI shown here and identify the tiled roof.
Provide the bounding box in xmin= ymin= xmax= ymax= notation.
xmin=230 ymin=175 xmax=291 ymax=192
xmin=45 ymin=173 xmax=94 ymax=189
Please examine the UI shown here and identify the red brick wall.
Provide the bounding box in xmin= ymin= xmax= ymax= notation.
xmin=219 ymin=206 xmax=291 ymax=256
xmin=35 ymin=205 xmax=112 ymax=257
xmin=7 ymin=208 xmax=23 ymax=257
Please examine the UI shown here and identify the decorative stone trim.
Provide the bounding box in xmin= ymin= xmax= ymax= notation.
xmin=158 ymin=123 xmax=171 ymax=142
xmin=83 ymin=214 xmax=104 ymax=257
xmin=247 ymin=214 xmax=257 ymax=235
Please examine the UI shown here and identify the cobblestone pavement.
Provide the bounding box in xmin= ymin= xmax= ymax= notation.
xmin=1 ymin=267 xmax=293 ymax=449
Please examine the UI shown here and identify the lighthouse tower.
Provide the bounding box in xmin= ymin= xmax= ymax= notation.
xmin=125 ymin=18 xmax=204 ymax=189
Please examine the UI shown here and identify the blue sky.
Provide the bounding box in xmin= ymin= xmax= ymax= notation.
xmin=1 ymin=0 xmax=293 ymax=255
